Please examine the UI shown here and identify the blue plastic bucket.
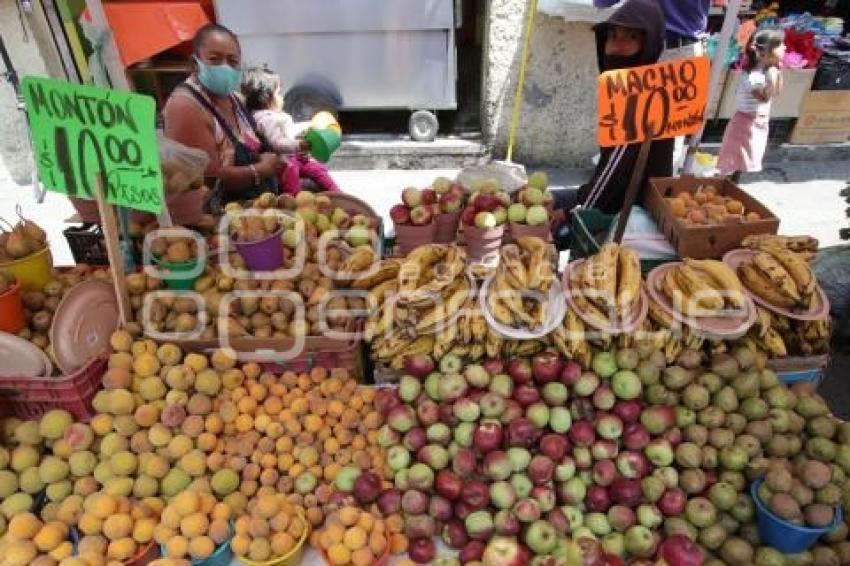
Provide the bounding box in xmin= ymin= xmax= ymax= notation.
xmin=751 ymin=478 xmax=843 ymax=553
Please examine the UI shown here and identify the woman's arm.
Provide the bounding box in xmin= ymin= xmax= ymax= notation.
xmin=163 ymin=94 xmax=277 ymax=190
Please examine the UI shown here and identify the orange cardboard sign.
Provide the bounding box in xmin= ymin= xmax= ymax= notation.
xmin=598 ymin=56 xmax=710 ymax=147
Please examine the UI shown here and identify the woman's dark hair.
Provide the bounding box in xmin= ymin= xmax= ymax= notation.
xmin=744 ymin=28 xmax=785 ymax=71
xmin=241 ymin=66 xmax=281 ymax=111
xmin=193 ymin=23 xmax=239 ymax=54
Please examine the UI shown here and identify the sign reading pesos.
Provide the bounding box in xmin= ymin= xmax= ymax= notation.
xmin=597 ymin=56 xmax=710 ymax=147
xmin=22 ymin=76 xmax=163 ymax=214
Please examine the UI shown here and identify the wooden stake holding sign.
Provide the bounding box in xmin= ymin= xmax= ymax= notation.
xmin=596 ymin=56 xmax=711 ymax=243
xmin=21 ymin=76 xmax=164 ymax=323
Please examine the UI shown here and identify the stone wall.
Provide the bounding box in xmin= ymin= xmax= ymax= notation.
xmin=482 ymin=2 xmax=600 ymax=167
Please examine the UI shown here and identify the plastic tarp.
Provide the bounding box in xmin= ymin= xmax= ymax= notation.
xmin=813 ymin=245 xmax=850 ymax=344
xmin=81 ymin=2 xmax=210 ymax=67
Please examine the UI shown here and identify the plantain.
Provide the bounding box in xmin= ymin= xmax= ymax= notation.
xmin=340 ymin=247 xmax=377 ymax=274
xmin=449 ymin=344 xmax=470 ymax=357
xmin=648 ymin=298 xmax=675 ymax=329
xmin=485 ymin=330 xmax=504 ymax=359
xmin=764 ymin=246 xmax=815 ymax=297
xmin=752 ymin=252 xmax=801 ymax=303
xmin=469 ymin=343 xmax=485 ymax=361
xmin=367 ymin=279 xmax=398 ymax=311
xmin=674 ymin=264 xmax=724 ymax=311
xmin=397 ymin=335 xmax=436 ymax=358
xmin=351 ymin=259 xmax=400 ymax=289
xmin=737 ymin=263 xmax=797 ymax=309
xmin=571 ymin=269 xmax=612 ymax=329
xmin=598 ymin=243 xmax=620 ymax=307
xmin=616 ymin=246 xmax=641 ymax=314
xmin=406 ymin=246 xmax=467 ymax=303
xmin=470 ymin=306 xmax=488 ymax=342
xmin=754 ymin=306 xmax=773 ymax=339
xmin=516 ymin=236 xmax=547 ymax=254
xmin=493 ymin=273 xmax=535 ymax=326
xmin=487 ymin=291 xmax=515 ymax=327
xmin=685 ymin=259 xmax=745 ymax=309
xmin=500 ymin=244 xmax=529 ymax=289
xmin=516 ymin=341 xmax=544 ymax=356
xmin=459 ymin=299 xmax=475 ymax=343
xmin=759 ymin=327 xmax=788 ymax=357
xmin=433 ymin=323 xmax=458 ymax=360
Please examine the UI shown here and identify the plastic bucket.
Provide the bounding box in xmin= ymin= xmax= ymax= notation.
xmin=394 ymin=222 xmax=437 ymax=256
xmin=306 ymin=129 xmax=342 ymax=163
xmin=320 ymin=544 xmax=390 ymax=566
xmin=154 ymin=257 xmax=203 ymax=290
xmin=311 ymin=112 xmax=342 ymax=135
xmin=434 ymin=211 xmax=461 ymax=244
xmin=751 ymin=478 xmax=843 ymax=553
xmin=509 ymin=220 xmax=551 ymax=241
xmin=239 ymin=511 xmax=310 ymax=566
xmin=233 ymin=228 xmax=285 ymax=272
xmin=0 ymin=247 xmax=54 ymax=291
xmin=0 ymin=280 xmax=25 ymax=334
xmin=465 ymin=224 xmax=505 ymax=261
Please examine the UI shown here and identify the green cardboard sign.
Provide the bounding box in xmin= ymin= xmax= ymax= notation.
xmin=22 ymin=76 xmax=163 ymax=214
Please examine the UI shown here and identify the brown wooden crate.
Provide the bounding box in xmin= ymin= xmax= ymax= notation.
xmin=645 ymin=176 xmax=780 ymax=259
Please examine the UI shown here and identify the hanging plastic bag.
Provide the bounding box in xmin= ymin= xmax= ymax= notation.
xmin=158 ymin=134 xmax=209 ymax=195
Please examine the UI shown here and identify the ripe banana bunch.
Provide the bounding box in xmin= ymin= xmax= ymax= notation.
xmin=741 ymin=234 xmax=819 ymax=255
xmin=659 ymin=259 xmax=745 ymax=317
xmin=739 ymin=306 xmax=831 ymax=359
xmin=570 ymin=243 xmax=641 ymax=327
xmin=552 ymin=309 xmax=592 ymax=367
xmin=484 ymin=237 xmax=554 ymax=331
xmin=736 ymin=246 xmax=817 ymax=311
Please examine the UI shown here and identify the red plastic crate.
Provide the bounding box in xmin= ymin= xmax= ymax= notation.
xmin=0 ymin=352 xmax=108 ymax=422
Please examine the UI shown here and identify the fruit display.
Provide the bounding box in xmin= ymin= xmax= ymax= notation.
xmin=657 ymin=259 xmax=746 ymax=317
xmin=742 ymin=307 xmax=832 ymax=358
xmin=460 ymin=181 xmax=512 ymax=230
xmin=736 ymin=245 xmax=821 ymax=312
xmin=756 ymin=457 xmax=841 ymax=529
xmin=231 ymin=492 xmax=306 ymax=562
xmin=741 ymin=234 xmax=819 ymax=262
xmin=391 ymin=186 xmax=443 ymax=228
xmin=76 ymin=493 xmax=163 ymax=561
xmin=508 ymin=173 xmax=553 ymax=227
xmin=0 ymin=512 xmax=72 ymax=565
xmin=0 ymin=212 xmax=47 ymax=262
xmin=567 ymin=243 xmax=644 ymax=327
xmin=150 ymin=227 xmax=202 ymax=263
xmin=155 ymin=489 xmax=231 ymax=560
xmin=484 ymin=237 xmax=555 ymax=331
xmin=665 ymin=185 xmax=762 ymax=226
xmin=314 ymin=506 xmax=400 ymax=565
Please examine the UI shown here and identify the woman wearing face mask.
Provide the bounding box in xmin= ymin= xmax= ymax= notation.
xmin=551 ymin=0 xmax=673 ymax=247
xmin=163 ymin=23 xmax=279 ymax=203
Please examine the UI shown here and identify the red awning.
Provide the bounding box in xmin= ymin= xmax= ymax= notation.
xmin=83 ymin=2 xmax=211 ymax=67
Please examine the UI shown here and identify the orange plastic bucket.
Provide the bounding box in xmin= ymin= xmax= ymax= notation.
xmin=0 ymin=280 xmax=26 ymax=334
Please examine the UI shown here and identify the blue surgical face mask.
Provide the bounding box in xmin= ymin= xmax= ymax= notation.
xmin=195 ymin=57 xmax=242 ymax=97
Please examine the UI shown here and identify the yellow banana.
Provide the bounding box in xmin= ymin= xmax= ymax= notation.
xmin=616 ymin=246 xmax=641 ymax=314
xmin=433 ymin=323 xmax=458 ymax=360
xmin=340 ymin=247 xmax=377 ymax=274
xmin=398 ymin=335 xmax=436 ymax=358
xmin=738 ymin=264 xmax=797 ymax=309
xmin=351 ymin=259 xmax=401 ymax=290
xmin=471 ymin=307 xmax=488 ymax=342
xmin=759 ymin=327 xmax=787 ymax=357
xmin=648 ymin=298 xmax=674 ymax=329
xmin=500 ymin=244 xmax=529 ymax=289
xmin=486 ymin=331 xmax=504 ymax=359
xmin=469 ymin=343 xmax=485 ymax=361
xmin=752 ymin=252 xmax=801 ymax=303
xmin=754 ymin=307 xmax=773 ymax=339
xmin=367 ymin=279 xmax=398 ymax=309
xmin=674 ymin=264 xmax=724 ymax=311
xmin=685 ymin=259 xmax=745 ymax=309
xmin=516 ymin=236 xmax=547 ymax=254
xmin=449 ymin=344 xmax=470 ymax=357
xmin=765 ymin=246 xmax=815 ymax=297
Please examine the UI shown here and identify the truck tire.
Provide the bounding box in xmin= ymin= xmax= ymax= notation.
xmin=284 ymin=82 xmax=341 ymax=122
xmin=409 ymin=110 xmax=439 ymax=142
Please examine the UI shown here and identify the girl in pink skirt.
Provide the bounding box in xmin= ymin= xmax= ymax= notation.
xmin=717 ymin=29 xmax=785 ymax=181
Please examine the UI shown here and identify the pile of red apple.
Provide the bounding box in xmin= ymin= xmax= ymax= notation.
xmin=370 ymin=343 xmax=850 ymax=565
xmin=390 ymin=179 xmax=466 ymax=227
xmin=460 ymin=183 xmax=512 ymax=231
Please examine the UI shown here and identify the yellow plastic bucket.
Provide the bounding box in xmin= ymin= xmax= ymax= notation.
xmin=0 ymin=247 xmax=54 ymax=291
xmin=238 ymin=511 xmax=310 ymax=566
xmin=311 ymin=111 xmax=342 ymax=135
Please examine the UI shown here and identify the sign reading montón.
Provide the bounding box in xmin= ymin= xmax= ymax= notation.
xmin=23 ymin=76 xmax=163 ymax=214
xmin=598 ymin=56 xmax=710 ymax=147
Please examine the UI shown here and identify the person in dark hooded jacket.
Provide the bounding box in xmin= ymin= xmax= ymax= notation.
xmin=553 ymin=0 xmax=674 ymax=244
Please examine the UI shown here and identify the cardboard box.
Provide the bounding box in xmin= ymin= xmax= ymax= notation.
xmin=717 ymin=68 xmax=816 ymax=119
xmin=790 ymin=91 xmax=850 ymax=144
xmin=645 ymin=176 xmax=780 ymax=259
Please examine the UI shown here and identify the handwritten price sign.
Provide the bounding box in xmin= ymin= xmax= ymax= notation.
xmin=598 ymin=56 xmax=710 ymax=147
xmin=23 ymin=76 xmax=163 ymax=214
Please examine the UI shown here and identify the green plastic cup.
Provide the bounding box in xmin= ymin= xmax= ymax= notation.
xmin=306 ymin=128 xmax=342 ymax=163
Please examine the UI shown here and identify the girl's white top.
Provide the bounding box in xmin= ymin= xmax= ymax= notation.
xmin=735 ymin=69 xmax=772 ymax=116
